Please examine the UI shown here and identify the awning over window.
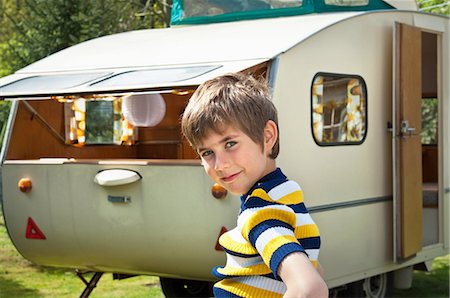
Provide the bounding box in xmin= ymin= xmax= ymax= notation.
xmin=0 ymin=59 xmax=266 ymax=99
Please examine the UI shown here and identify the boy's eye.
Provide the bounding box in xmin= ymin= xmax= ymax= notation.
xmin=201 ymin=150 xmax=213 ymax=158
xmin=225 ymin=141 xmax=236 ymax=149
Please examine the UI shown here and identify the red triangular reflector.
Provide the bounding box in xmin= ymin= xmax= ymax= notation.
xmin=26 ymin=217 xmax=46 ymax=240
xmin=215 ymin=226 xmax=228 ymax=251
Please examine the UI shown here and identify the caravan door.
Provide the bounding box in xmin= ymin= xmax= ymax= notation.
xmin=393 ymin=22 xmax=423 ymax=260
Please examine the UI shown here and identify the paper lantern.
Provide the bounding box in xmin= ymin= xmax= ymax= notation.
xmin=122 ymin=93 xmax=166 ymax=127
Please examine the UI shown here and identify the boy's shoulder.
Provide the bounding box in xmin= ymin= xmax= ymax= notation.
xmin=244 ymin=168 xmax=304 ymax=206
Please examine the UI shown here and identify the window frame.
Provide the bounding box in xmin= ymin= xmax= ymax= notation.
xmin=310 ymin=72 xmax=368 ymax=146
xmin=170 ymin=0 xmax=394 ymax=25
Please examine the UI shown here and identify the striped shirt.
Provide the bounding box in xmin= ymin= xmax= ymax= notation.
xmin=212 ymin=168 xmax=321 ymax=298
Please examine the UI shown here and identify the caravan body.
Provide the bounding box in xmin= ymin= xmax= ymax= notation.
xmin=0 ymin=0 xmax=448 ymax=295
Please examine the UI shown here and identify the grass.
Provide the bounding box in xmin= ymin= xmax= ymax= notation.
xmin=393 ymin=254 xmax=449 ymax=298
xmin=1 ymin=213 xmax=448 ymax=297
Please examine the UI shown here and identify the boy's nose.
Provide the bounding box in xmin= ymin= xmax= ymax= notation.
xmin=214 ymin=153 xmax=230 ymax=171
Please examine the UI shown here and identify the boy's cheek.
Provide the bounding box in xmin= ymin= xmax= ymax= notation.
xmin=203 ymin=165 xmax=221 ymax=184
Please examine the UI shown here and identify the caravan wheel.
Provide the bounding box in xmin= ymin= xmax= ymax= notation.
xmin=362 ymin=273 xmax=393 ymax=297
xmin=336 ymin=273 xmax=393 ymax=298
xmin=159 ymin=277 xmax=213 ymax=297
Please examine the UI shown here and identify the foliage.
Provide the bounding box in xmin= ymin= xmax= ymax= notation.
xmin=421 ymin=98 xmax=438 ymax=144
xmin=0 ymin=0 xmax=172 ymax=75
xmin=417 ymin=0 xmax=449 ymax=16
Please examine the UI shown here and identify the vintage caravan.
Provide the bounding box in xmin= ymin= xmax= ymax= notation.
xmin=0 ymin=0 xmax=448 ymax=297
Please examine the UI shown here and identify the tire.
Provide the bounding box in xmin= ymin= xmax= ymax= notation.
xmin=159 ymin=277 xmax=214 ymax=298
xmin=336 ymin=272 xmax=393 ymax=298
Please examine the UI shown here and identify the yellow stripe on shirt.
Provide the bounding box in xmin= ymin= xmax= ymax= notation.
xmin=240 ymin=208 xmax=297 ymax=242
xmin=261 ymin=235 xmax=299 ymax=265
xmin=274 ymin=190 xmax=304 ymax=205
xmin=294 ymin=224 xmax=320 ymax=239
xmin=249 ymin=188 xmax=273 ymax=202
xmin=215 ymin=278 xmax=283 ymax=298
xmin=220 ymin=232 xmax=258 ymax=256
xmin=216 ymin=263 xmax=272 ymax=276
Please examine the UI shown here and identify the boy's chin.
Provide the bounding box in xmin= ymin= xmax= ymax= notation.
xmin=225 ymin=186 xmax=250 ymax=196
xmin=216 ymin=184 xmax=243 ymax=196
xmin=228 ymin=189 xmax=244 ymax=196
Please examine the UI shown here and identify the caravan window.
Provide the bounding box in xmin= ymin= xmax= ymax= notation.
xmin=64 ymin=97 xmax=136 ymax=145
xmin=324 ymin=0 xmax=368 ymax=6
xmin=311 ymin=73 xmax=367 ymax=145
xmin=183 ymin=0 xmax=303 ymax=18
xmin=64 ymin=93 xmax=167 ymax=146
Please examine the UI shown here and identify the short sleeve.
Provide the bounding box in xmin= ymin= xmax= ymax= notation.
xmin=238 ymin=197 xmax=305 ymax=278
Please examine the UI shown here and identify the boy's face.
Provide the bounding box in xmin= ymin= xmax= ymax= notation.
xmin=197 ymin=123 xmax=277 ymax=195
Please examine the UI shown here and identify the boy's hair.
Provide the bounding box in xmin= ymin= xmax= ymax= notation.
xmin=181 ymin=72 xmax=280 ymax=159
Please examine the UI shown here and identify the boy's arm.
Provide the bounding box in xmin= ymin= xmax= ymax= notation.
xmin=278 ymin=252 xmax=328 ymax=298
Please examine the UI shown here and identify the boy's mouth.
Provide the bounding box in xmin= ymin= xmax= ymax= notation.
xmin=221 ymin=171 xmax=241 ymax=183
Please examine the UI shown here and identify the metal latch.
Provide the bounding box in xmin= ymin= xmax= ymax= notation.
xmin=108 ymin=195 xmax=131 ymax=203
xmin=400 ymin=120 xmax=416 ymax=136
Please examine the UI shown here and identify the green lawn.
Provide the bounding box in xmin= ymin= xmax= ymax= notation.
xmin=1 ymin=213 xmax=448 ymax=297
xmin=393 ymin=254 xmax=449 ymax=298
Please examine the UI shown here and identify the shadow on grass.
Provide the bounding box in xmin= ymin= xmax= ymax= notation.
xmin=0 ymin=275 xmax=43 ymax=298
xmin=394 ymin=260 xmax=450 ymax=298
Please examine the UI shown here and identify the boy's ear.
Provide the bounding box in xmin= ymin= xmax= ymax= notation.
xmin=264 ymin=120 xmax=278 ymax=154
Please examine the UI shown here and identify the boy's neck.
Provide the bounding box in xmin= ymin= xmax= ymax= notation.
xmin=243 ymin=159 xmax=277 ymax=195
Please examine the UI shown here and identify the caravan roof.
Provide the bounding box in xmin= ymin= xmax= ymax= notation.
xmin=0 ymin=11 xmax=360 ymax=97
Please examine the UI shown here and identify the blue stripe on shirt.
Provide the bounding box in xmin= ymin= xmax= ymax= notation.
xmin=299 ymin=236 xmax=321 ymax=249
xmin=241 ymin=168 xmax=287 ymax=201
xmin=212 ymin=266 xmax=235 ymax=279
xmin=247 ymin=219 xmax=294 ymax=247
xmin=222 ymin=247 xmax=259 ymax=258
xmin=269 ymin=242 xmax=305 ymax=279
xmin=288 ymin=202 xmax=308 ymax=213
xmin=244 ymin=197 xmax=278 ymax=209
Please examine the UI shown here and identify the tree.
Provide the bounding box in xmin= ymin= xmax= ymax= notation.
xmin=417 ymin=0 xmax=449 ymax=15
xmin=0 ymin=0 xmax=172 ymax=75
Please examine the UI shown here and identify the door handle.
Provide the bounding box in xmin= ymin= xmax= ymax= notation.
xmin=400 ymin=120 xmax=416 ymax=136
xmin=94 ymin=169 xmax=142 ymax=186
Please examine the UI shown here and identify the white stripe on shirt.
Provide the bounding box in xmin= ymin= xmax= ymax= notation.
xmin=226 ymin=253 xmax=265 ymax=268
xmin=267 ymin=180 xmax=301 ymax=201
xmin=305 ymin=249 xmax=320 ymax=260
xmin=255 ymin=226 xmax=295 ymax=254
xmin=238 ymin=205 xmax=293 ymax=230
xmin=226 ymin=227 xmax=248 ymax=243
xmin=296 ymin=213 xmax=315 ymax=226
xmin=231 ymin=275 xmax=287 ymax=294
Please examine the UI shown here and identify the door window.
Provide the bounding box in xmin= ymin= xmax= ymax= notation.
xmin=311 ymin=73 xmax=367 ymax=145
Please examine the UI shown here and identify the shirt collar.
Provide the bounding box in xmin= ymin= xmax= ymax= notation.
xmin=240 ymin=167 xmax=285 ymax=202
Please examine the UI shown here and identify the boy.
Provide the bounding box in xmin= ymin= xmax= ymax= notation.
xmin=181 ymin=73 xmax=328 ymax=298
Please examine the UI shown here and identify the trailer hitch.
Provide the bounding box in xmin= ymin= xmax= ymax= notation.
xmin=76 ymin=270 xmax=104 ymax=298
